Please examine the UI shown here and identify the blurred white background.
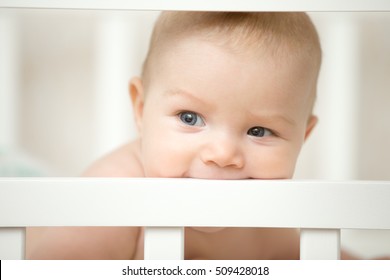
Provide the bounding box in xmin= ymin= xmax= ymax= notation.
xmin=0 ymin=9 xmax=389 ymax=258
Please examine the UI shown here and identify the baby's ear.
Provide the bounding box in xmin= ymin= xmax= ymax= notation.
xmin=304 ymin=115 xmax=318 ymax=141
xmin=129 ymin=77 xmax=144 ymax=133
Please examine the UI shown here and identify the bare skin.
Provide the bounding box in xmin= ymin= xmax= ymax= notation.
xmin=27 ymin=140 xmax=300 ymax=260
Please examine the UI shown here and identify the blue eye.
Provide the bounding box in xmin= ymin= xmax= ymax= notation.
xmin=247 ymin=126 xmax=272 ymax=137
xmin=179 ymin=112 xmax=205 ymax=126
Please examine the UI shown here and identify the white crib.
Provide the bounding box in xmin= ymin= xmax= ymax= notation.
xmin=1 ymin=0 xmax=390 ymax=261
xmin=1 ymin=178 xmax=390 ymax=260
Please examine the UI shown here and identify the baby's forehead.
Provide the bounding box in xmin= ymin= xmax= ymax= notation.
xmin=150 ymin=35 xmax=318 ymax=93
xmin=155 ymin=37 xmax=316 ymax=102
xmin=157 ymin=33 xmax=319 ymax=82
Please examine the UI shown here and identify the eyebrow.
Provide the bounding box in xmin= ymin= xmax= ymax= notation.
xmin=247 ymin=111 xmax=296 ymax=127
xmin=164 ymin=88 xmax=208 ymax=106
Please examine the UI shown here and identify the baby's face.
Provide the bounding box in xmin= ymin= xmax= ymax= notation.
xmin=134 ymin=37 xmax=317 ymax=179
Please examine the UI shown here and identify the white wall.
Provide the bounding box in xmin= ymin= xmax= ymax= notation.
xmin=0 ymin=9 xmax=389 ymax=258
xmin=0 ymin=9 xmax=159 ymax=175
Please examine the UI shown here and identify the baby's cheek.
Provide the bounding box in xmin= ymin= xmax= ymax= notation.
xmin=249 ymin=151 xmax=296 ymax=179
xmin=142 ymin=146 xmax=188 ymax=178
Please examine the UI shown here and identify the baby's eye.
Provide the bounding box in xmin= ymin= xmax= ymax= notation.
xmin=179 ymin=111 xmax=205 ymax=126
xmin=247 ymin=126 xmax=272 ymax=137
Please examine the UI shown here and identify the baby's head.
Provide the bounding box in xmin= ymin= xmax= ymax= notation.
xmin=130 ymin=12 xmax=321 ymax=179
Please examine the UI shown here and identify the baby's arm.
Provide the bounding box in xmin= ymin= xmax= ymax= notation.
xmin=27 ymin=141 xmax=144 ymax=259
xmin=26 ymin=226 xmax=140 ymax=259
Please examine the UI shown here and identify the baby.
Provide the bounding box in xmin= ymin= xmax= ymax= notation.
xmin=27 ymin=11 xmax=349 ymax=259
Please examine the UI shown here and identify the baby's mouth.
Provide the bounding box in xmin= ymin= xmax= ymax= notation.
xmin=190 ymin=227 xmax=226 ymax=233
xmin=182 ymin=170 xmax=250 ymax=180
xmin=183 ymin=175 xmax=251 ymax=180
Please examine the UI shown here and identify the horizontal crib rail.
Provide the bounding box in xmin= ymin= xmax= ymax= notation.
xmin=0 ymin=0 xmax=390 ymax=11
xmin=0 ymin=178 xmax=389 ymax=230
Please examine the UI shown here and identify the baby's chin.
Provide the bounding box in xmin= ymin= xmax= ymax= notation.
xmin=190 ymin=227 xmax=226 ymax=233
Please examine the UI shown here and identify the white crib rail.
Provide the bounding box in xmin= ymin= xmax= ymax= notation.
xmin=0 ymin=0 xmax=390 ymax=11
xmin=0 ymin=178 xmax=389 ymax=260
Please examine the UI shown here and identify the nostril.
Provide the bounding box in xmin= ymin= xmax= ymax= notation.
xmin=203 ymin=158 xmax=244 ymax=169
xmin=200 ymin=142 xmax=244 ymax=169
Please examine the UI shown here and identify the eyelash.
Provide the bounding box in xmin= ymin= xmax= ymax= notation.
xmin=247 ymin=126 xmax=273 ymax=138
xmin=177 ymin=111 xmax=275 ymax=138
xmin=178 ymin=111 xmax=205 ymax=127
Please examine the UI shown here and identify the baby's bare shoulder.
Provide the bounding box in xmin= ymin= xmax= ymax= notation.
xmin=82 ymin=139 xmax=144 ymax=177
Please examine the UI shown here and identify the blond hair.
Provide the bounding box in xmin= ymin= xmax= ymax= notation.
xmin=142 ymin=11 xmax=322 ymax=87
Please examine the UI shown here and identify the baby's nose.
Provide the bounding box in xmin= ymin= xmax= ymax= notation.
xmin=200 ymin=137 xmax=244 ymax=169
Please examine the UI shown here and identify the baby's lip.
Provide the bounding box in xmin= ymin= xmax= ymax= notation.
xmin=183 ymin=175 xmax=282 ymax=180
xmin=183 ymin=174 xmax=252 ymax=180
xmin=182 ymin=170 xmax=253 ymax=180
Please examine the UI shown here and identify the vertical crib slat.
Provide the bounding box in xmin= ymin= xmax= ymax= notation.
xmin=144 ymin=227 xmax=184 ymax=260
xmin=0 ymin=227 xmax=25 ymax=260
xmin=300 ymin=228 xmax=340 ymax=260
